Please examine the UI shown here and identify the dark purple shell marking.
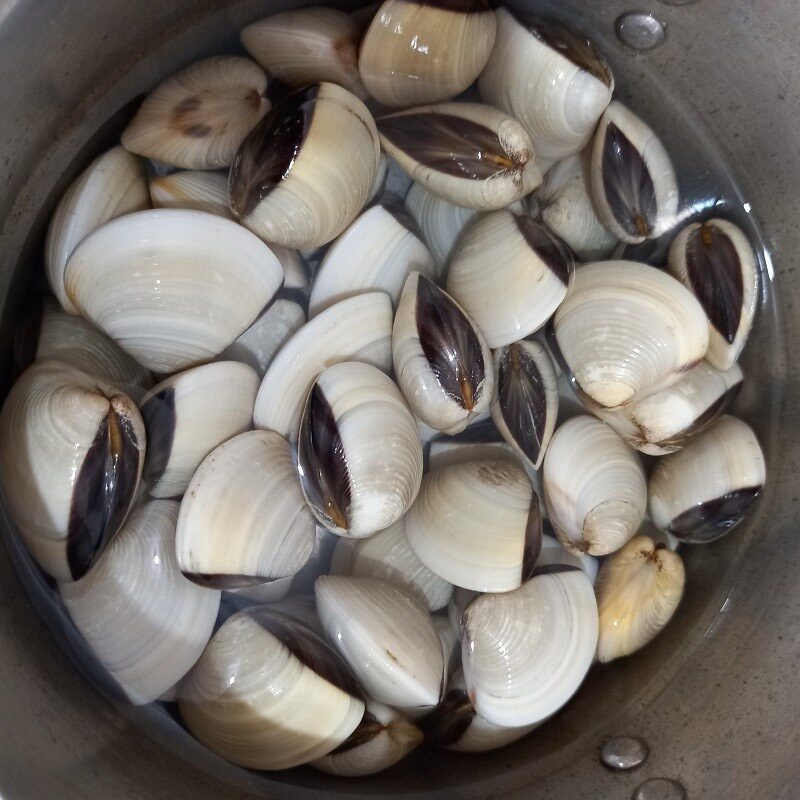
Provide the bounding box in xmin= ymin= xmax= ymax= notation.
xmin=419 ymin=688 xmax=475 ymax=747
xmin=522 ymin=494 xmax=543 ymax=581
xmin=329 ymin=710 xmax=384 ymax=754
xmin=667 ymin=486 xmax=760 ymax=543
xmin=514 ymin=215 xmax=574 ymax=286
xmin=140 ymin=386 xmax=176 ymax=492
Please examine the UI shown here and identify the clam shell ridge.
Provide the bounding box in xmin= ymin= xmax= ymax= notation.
xmin=149 ymin=169 xmax=230 ymax=216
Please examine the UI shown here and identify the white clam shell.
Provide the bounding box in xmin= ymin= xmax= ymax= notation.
xmin=552 ymin=260 xmax=709 ymax=409
xmin=462 ymin=568 xmax=598 ymax=727
xmin=359 ymin=0 xmax=497 ymax=107
xmin=428 ymin=439 xmax=517 ymax=473
xmin=368 ymin=153 xmax=390 ymax=204
xmin=60 ymin=500 xmax=220 ymax=704
xmin=45 ymin=146 xmax=149 ymax=313
xmin=149 ymin=169 xmax=230 ymax=216
xmin=536 ymin=532 xmax=598 ymax=585
xmin=330 ymin=518 xmax=453 ymax=611
xmin=309 ymin=205 xmax=435 ymax=316
xmin=543 ymin=416 xmax=646 ymax=557
xmin=253 ymin=292 xmax=393 ymax=438
xmin=277 ymin=245 xmax=311 ymax=289
xmin=180 ymin=608 xmax=365 ymax=769
xmin=446 ymin=586 xmax=482 ymax=636
xmin=140 ymin=360 xmax=259 ymax=498
xmin=315 ymin=576 xmax=444 ymax=711
xmin=648 ymin=415 xmax=765 ymax=544
xmin=121 ymin=56 xmax=269 ymax=169
xmin=64 ymin=209 xmax=284 ymax=374
xmin=175 ymin=429 xmax=315 ymax=587
xmin=433 ymin=615 xmax=461 ymax=680
xmin=226 ymin=574 xmax=293 ymax=605
xmin=479 ymin=9 xmax=613 ymax=163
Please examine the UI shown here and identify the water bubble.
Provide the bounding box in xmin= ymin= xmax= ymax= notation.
xmin=600 ymin=736 xmax=648 ymax=771
xmin=615 ymin=12 xmax=667 ymax=51
xmin=633 ymin=777 xmax=687 ymax=800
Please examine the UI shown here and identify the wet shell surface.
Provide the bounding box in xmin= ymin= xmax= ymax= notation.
xmin=543 ymin=416 xmax=646 ymax=557
xmin=139 ymin=360 xmax=259 ymax=498
xmin=536 ymin=528 xmax=599 ymax=585
xmin=0 ymin=361 xmax=145 ymax=582
xmin=229 ymin=82 xmax=380 ymax=249
xmin=393 ymin=272 xmax=494 ymax=434
xmin=428 ymin=439 xmax=517 ymax=473
xmin=175 ymin=429 xmax=315 ymax=587
xmin=60 ymin=500 xmax=220 ymax=703
xmin=180 ymin=608 xmax=365 ymax=769
xmin=359 ymin=0 xmax=497 ymax=108
xmin=405 ymin=458 xmax=542 ymax=593
xmin=668 ymin=218 xmax=759 ymax=371
xmin=447 ymin=211 xmax=574 ymax=347
xmin=45 ymin=146 xmax=149 ymax=313
xmin=378 ymin=103 xmax=541 ymax=211
xmin=149 ymin=169 xmax=230 ymax=216
xmin=63 ymin=209 xmax=283 ymax=373
xmin=648 ymin=415 xmax=765 ymax=543
xmin=121 ymin=56 xmax=269 ymax=169
xmin=479 ymin=10 xmax=613 ymax=163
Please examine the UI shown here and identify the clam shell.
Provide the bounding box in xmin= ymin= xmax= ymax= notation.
xmin=226 ymin=575 xmax=293 ymax=605
xmin=277 ymin=245 xmax=311 ymax=290
xmin=536 ymin=529 xmax=599 ymax=585
xmin=446 ymin=586 xmax=481 ymax=636
xmin=433 ymin=615 xmax=461 ymax=679
xmin=289 ymin=526 xmax=340 ymax=595
xmin=428 ymin=439 xmax=517 ymax=473
xmin=64 ymin=209 xmax=284 ymax=374
xmin=149 ymin=169 xmax=230 ymax=216
xmin=60 ymin=500 xmax=220 ymax=703
xmin=175 ymin=429 xmax=315 ymax=587
xmin=368 ymin=153 xmax=390 ymax=204
xmin=45 ymin=146 xmax=149 ymax=313
xmin=121 ymin=56 xmax=269 ymax=169
xmin=359 ymin=0 xmax=497 ymax=107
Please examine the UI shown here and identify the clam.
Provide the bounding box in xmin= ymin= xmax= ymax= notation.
xmin=60 ymin=500 xmax=220 ymax=703
xmin=595 ymin=535 xmax=685 ymax=663
xmin=404 ymin=182 xmax=477 ymax=274
xmin=358 ymin=0 xmax=497 ymax=108
xmin=241 ymin=8 xmax=367 ymax=100
xmin=590 ymin=101 xmax=679 ymax=243
xmin=433 ymin=615 xmax=461 ymax=679
xmin=121 ymin=56 xmax=269 ymax=169
xmin=552 ymin=261 xmax=709 ymax=409
xmin=180 ymin=608 xmax=365 ymax=769
xmin=448 ymin=212 xmax=574 ymax=347
xmin=149 ymin=169 xmax=230 ymax=216
xmin=405 ymin=458 xmax=542 ymax=592
xmin=330 ymin=518 xmax=453 ymax=611
xmin=478 ymin=10 xmax=613 ymax=163
xmin=226 ymin=575 xmax=293 ymax=605
xmin=369 ymin=153 xmax=390 ymax=204
xmin=175 ymin=429 xmax=315 ymax=587
xmin=277 ymin=245 xmax=311 ymax=290
xmin=667 ymin=218 xmax=759 ymax=371
xmin=446 ymin=586 xmax=481 ymax=635
xmin=64 ymin=209 xmax=284 ymax=373
xmin=543 ymin=416 xmax=646 ymax=556
xmin=315 ymin=576 xmax=444 ymax=711
xmin=0 ymin=361 xmax=145 ymax=581
xmin=140 ymin=360 xmax=259 ymax=498
xmin=378 ymin=103 xmax=541 ymax=211
xmin=591 ymin=360 xmax=744 ymax=456
xmin=536 ymin=528 xmax=599 ymax=585
xmin=490 ymin=341 xmax=559 ymax=470
xmin=253 ymin=292 xmax=393 ymax=438
xmin=428 ymin=440 xmax=517 ymax=473
xmin=462 ymin=567 xmax=598 ymax=727
xmin=298 ymin=361 xmax=423 ymax=538
xmin=393 ymin=272 xmax=494 ymax=434
xmin=308 ymin=205 xmax=436 ymax=316
xmin=45 ymin=146 xmax=149 ymax=313
xmin=229 ymin=82 xmax=380 ymax=249
xmin=311 ymin=699 xmax=423 ymax=776
xmin=648 ymin=415 xmax=765 ymax=543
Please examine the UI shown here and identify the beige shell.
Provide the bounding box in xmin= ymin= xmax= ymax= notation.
xmin=149 ymin=169 xmax=230 ymax=216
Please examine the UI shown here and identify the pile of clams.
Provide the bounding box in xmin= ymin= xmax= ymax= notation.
xmin=0 ymin=0 xmax=767 ymax=778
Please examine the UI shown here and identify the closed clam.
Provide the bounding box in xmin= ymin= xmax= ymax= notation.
xmin=316 ymin=576 xmax=444 ymax=711
xmin=359 ymin=0 xmax=497 ymax=108
xmin=60 ymin=500 xmax=220 ymax=703
xmin=428 ymin=439 xmax=517 ymax=473
xmin=668 ymin=218 xmax=759 ymax=371
xmin=446 ymin=586 xmax=481 ymax=635
xmin=229 ymin=82 xmax=380 ymax=249
xmin=552 ymin=260 xmax=709 ymax=409
xmin=543 ymin=416 xmax=646 ymax=556
xmin=590 ymin=101 xmax=679 ymax=243
xmin=309 ymin=205 xmax=435 ymax=315
xmin=447 ymin=212 xmax=574 ymax=347
xmin=479 ymin=10 xmax=613 ymax=164
xmin=462 ymin=567 xmax=598 ymax=727
xmin=180 ymin=608 xmax=365 ymax=769
xmin=595 ymin=535 xmax=685 ymax=663
xmin=121 ymin=56 xmax=269 ymax=169
xmin=393 ymin=272 xmax=494 ymax=434
xmin=649 ymin=415 xmax=765 ymax=543
xmin=175 ymin=429 xmax=315 ymax=587
xmin=405 ymin=458 xmax=542 ymax=593
xmin=297 ymin=361 xmax=423 ymax=538
xmin=64 ymin=209 xmax=284 ymax=373
xmin=149 ymin=169 xmax=230 ymax=216
xmin=140 ymin=360 xmax=259 ymax=498
xmin=45 ymin=146 xmax=149 ymax=313
xmin=378 ymin=103 xmax=541 ymax=211
xmin=0 ymin=361 xmax=145 ymax=581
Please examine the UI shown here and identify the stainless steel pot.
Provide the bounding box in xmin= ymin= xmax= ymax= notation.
xmin=0 ymin=1 xmax=796 ymax=797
